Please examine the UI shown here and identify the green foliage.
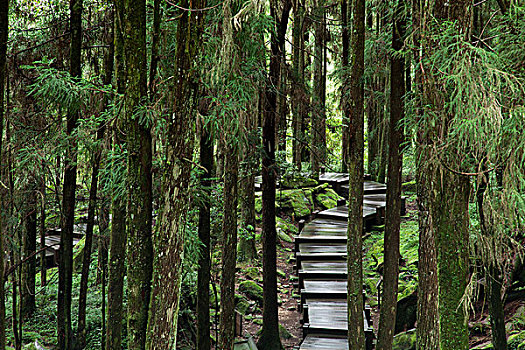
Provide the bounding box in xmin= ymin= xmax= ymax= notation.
xmin=24 ymin=58 xmax=114 ymax=114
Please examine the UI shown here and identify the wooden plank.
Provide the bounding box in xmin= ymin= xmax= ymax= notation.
xmin=341 ymin=181 xmax=387 ymax=197
xmin=298 ymin=243 xmax=347 ymax=254
xmin=316 ymin=205 xmax=377 ymax=221
xmin=299 ymin=335 xmax=348 ymax=350
xmin=303 ymin=300 xmax=373 ymax=334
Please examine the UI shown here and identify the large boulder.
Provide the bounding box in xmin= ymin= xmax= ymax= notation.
xmin=239 ymin=280 xmax=264 ymax=305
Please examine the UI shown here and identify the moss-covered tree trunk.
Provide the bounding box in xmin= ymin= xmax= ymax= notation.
xmin=341 ymin=0 xmax=350 ymax=172
xmin=197 ymin=125 xmax=213 ymax=350
xmin=106 ymin=2 xmax=127 ymax=348
xmin=0 ymin=0 xmax=7 ymax=344
xmin=257 ymin=1 xmax=290 ymax=349
xmin=376 ymin=2 xmax=405 ymax=348
xmin=413 ymin=0 xmax=439 ymax=347
xmin=311 ymin=0 xmax=325 ymax=178
xmin=123 ymin=0 xmax=153 ymax=346
xmin=58 ymin=0 xmax=82 ymax=347
xmin=40 ymin=169 xmax=46 ymax=287
xmin=238 ymin=106 xmax=258 ymax=262
xmin=148 ymin=0 xmax=161 ymax=99
xmin=476 ymin=174 xmax=508 ymax=350
xmin=219 ymin=142 xmax=239 ymax=350
xmin=419 ymin=1 xmax=472 ymax=348
xmin=292 ymin=1 xmax=305 ymax=171
xmin=21 ymin=187 xmax=37 ymax=318
xmin=145 ymin=0 xmax=205 ymax=347
xmin=346 ymin=0 xmax=365 ymax=348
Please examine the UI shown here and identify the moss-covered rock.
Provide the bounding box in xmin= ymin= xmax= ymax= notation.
xmin=236 ymin=297 xmax=252 ymax=315
xmin=315 ymin=188 xmax=341 ymax=209
xmin=392 ymin=329 xmax=416 ymax=350
xmin=277 ymin=228 xmax=293 ymax=243
xmin=275 ymin=189 xmax=313 ymax=218
xmin=281 ymin=176 xmax=318 ymax=189
xmin=276 ymin=217 xmax=298 ymax=235
xmin=239 ymin=280 xmax=264 ymax=304
xmin=244 ymin=267 xmax=261 ymax=282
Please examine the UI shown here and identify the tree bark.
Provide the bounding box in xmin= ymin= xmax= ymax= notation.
xmin=106 ymin=2 xmax=127 ymax=348
xmin=311 ymin=0 xmax=325 ymax=178
xmin=257 ymin=1 xmax=291 ymax=349
xmin=238 ymin=106 xmax=258 ymax=262
xmin=341 ymin=0 xmax=350 ymax=172
xmin=376 ymin=2 xmax=405 ymax=348
xmin=123 ymin=0 xmax=153 ymax=346
xmin=149 ymin=0 xmax=161 ymax=99
xmin=346 ymin=0 xmax=365 ymax=348
xmin=418 ymin=1 xmax=473 ymax=348
xmin=219 ymin=143 xmax=239 ymax=350
xmin=0 ymin=0 xmax=7 ymax=344
xmin=58 ymin=0 xmax=83 ymax=347
xmin=197 ymin=126 xmax=213 ymax=350
xmin=476 ymin=174 xmax=508 ymax=350
xmin=292 ymin=1 xmax=305 ymax=171
xmin=40 ymin=168 xmax=46 ymax=287
xmin=413 ymin=0 xmax=440 ymax=347
xmin=21 ymin=189 xmax=37 ymax=318
xmin=145 ymin=0 xmax=205 ymax=346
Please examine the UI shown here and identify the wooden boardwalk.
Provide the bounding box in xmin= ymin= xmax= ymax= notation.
xmin=294 ymin=175 xmax=394 ymax=350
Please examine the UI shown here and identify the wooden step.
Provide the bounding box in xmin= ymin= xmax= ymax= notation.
xmin=299 ymin=334 xmax=348 ymax=350
xmin=297 ymin=242 xmax=347 ymax=254
xmin=302 ymin=300 xmax=374 ymax=337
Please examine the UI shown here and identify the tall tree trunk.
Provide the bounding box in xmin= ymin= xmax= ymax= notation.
xmin=197 ymin=126 xmax=213 ymax=350
xmin=376 ymin=2 xmax=405 ymax=348
xmin=77 ymin=110 xmax=108 ymax=349
xmin=341 ymin=0 xmax=350 ymax=172
xmin=219 ymin=143 xmax=239 ymax=350
xmin=145 ymin=0 xmax=205 ymax=346
xmin=257 ymin=1 xmax=291 ymax=349
xmin=58 ymin=0 xmax=83 ymax=346
xmin=292 ymin=2 xmax=304 ymax=170
xmin=413 ymin=0 xmax=439 ymax=347
xmin=310 ymin=0 xmax=325 ymax=178
xmin=277 ymin=50 xmax=288 ymax=154
xmin=149 ymin=0 xmax=161 ymax=99
xmin=419 ymin=1 xmax=472 ymax=348
xmin=238 ymin=106 xmax=258 ymax=262
xmin=21 ymin=189 xmax=37 ymax=318
xmin=476 ymin=174 xmax=508 ymax=350
xmin=123 ymin=0 xmax=153 ymax=346
xmin=218 ymin=3 xmax=239 ymax=348
xmin=40 ymin=168 xmax=46 ymax=287
xmin=98 ymin=198 xmax=109 ymax=350
xmin=300 ymin=30 xmax=311 ymax=164
xmin=346 ymin=0 xmax=365 ymax=348
xmin=106 ymin=2 xmax=127 ymax=348
xmin=0 ymin=0 xmax=7 ymax=344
